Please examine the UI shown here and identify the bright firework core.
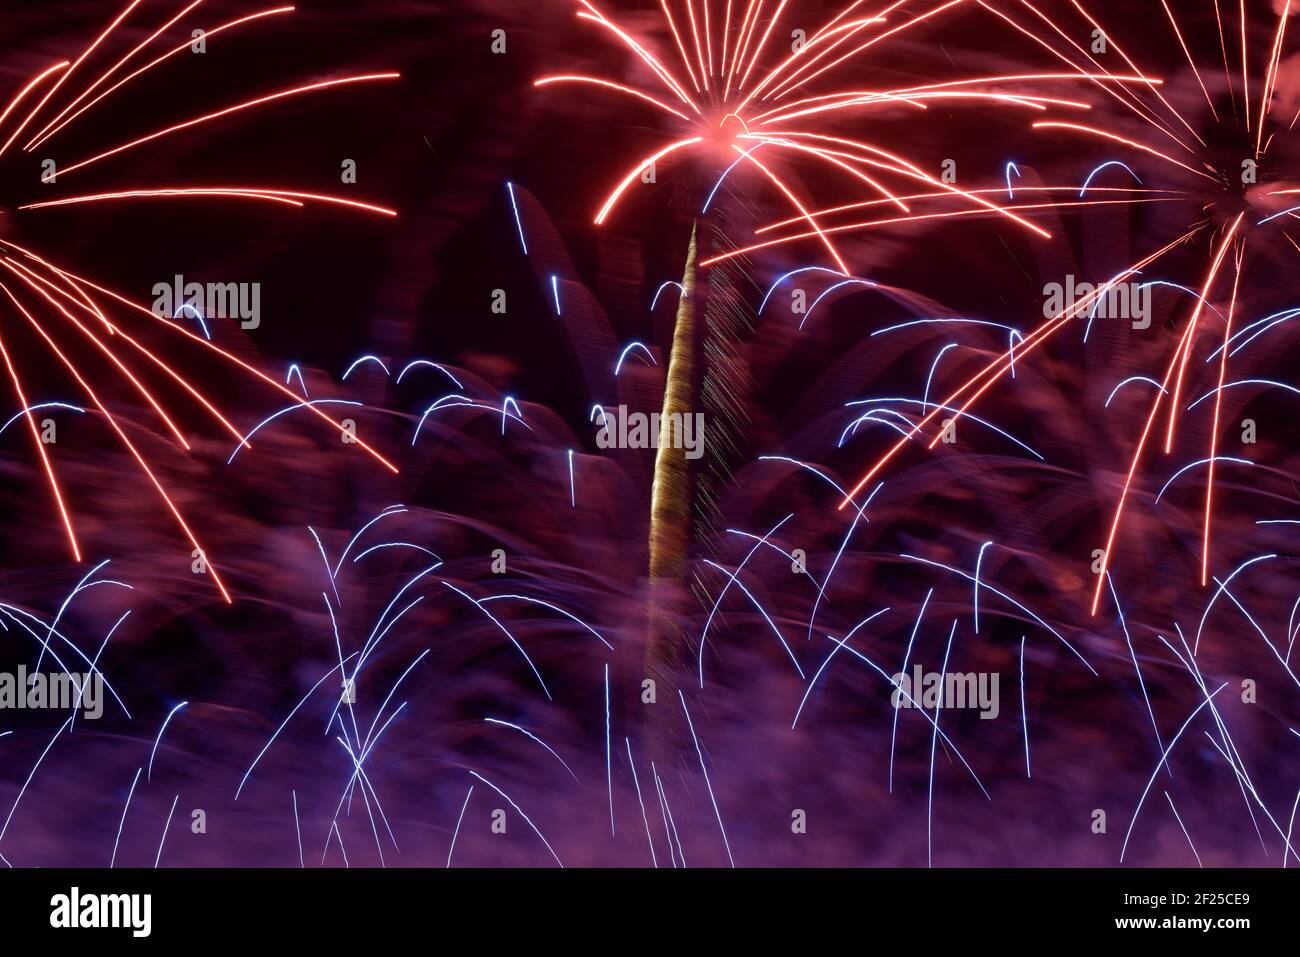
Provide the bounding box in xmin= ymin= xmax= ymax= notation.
xmin=544 ymin=0 xmax=1077 ymax=267
xmin=704 ymin=111 xmax=750 ymax=157
xmin=1196 ymin=123 xmax=1277 ymax=221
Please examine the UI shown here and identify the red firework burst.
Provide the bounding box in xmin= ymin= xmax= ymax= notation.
xmin=536 ymin=0 xmax=1172 ymax=271
xmin=986 ymin=0 xmax=1299 ymax=610
xmin=0 ymin=2 xmax=403 ymax=603
xmin=836 ymin=1 xmax=1300 ymax=615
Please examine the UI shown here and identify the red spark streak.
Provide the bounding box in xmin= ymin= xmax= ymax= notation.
xmin=734 ymin=146 xmax=850 ymax=274
xmin=0 ymin=260 xmax=194 ymax=451
xmin=20 ymin=190 xmax=398 ymax=217
xmin=24 ymin=7 xmax=298 ymax=151
xmin=23 ymin=0 xmax=207 ymax=151
xmin=0 ymin=61 xmax=71 ymax=137
xmin=534 ymin=76 xmax=694 ymax=121
xmin=0 ymin=0 xmax=403 ymax=603
xmin=838 ymin=232 xmax=1197 ymax=509
xmin=1089 ymin=215 xmax=1243 ymax=617
xmin=0 ymin=255 xmax=249 ymax=448
xmin=593 ymin=137 xmax=703 ymax=225
xmin=0 ymin=0 xmax=143 ymax=157
xmin=1203 ymin=249 xmax=1244 ymax=587
xmin=755 ymin=184 xmax=1168 ymax=233
xmin=0 ymin=323 xmax=81 ymax=562
xmin=57 ymin=74 xmax=401 ymax=178
xmin=0 ymin=282 xmax=234 ymax=603
xmin=1031 ymin=121 xmax=1216 ymax=181
xmin=7 ymin=250 xmax=400 ymax=476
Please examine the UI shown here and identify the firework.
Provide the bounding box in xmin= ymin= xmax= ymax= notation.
xmin=4 ymin=0 xmax=1300 ymax=882
xmin=0 ymin=2 xmax=401 ymax=602
xmin=537 ymin=0 xmax=1154 ymax=703
xmin=836 ymin=2 xmax=1300 ymax=615
xmin=538 ymin=0 xmax=1172 ymax=267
